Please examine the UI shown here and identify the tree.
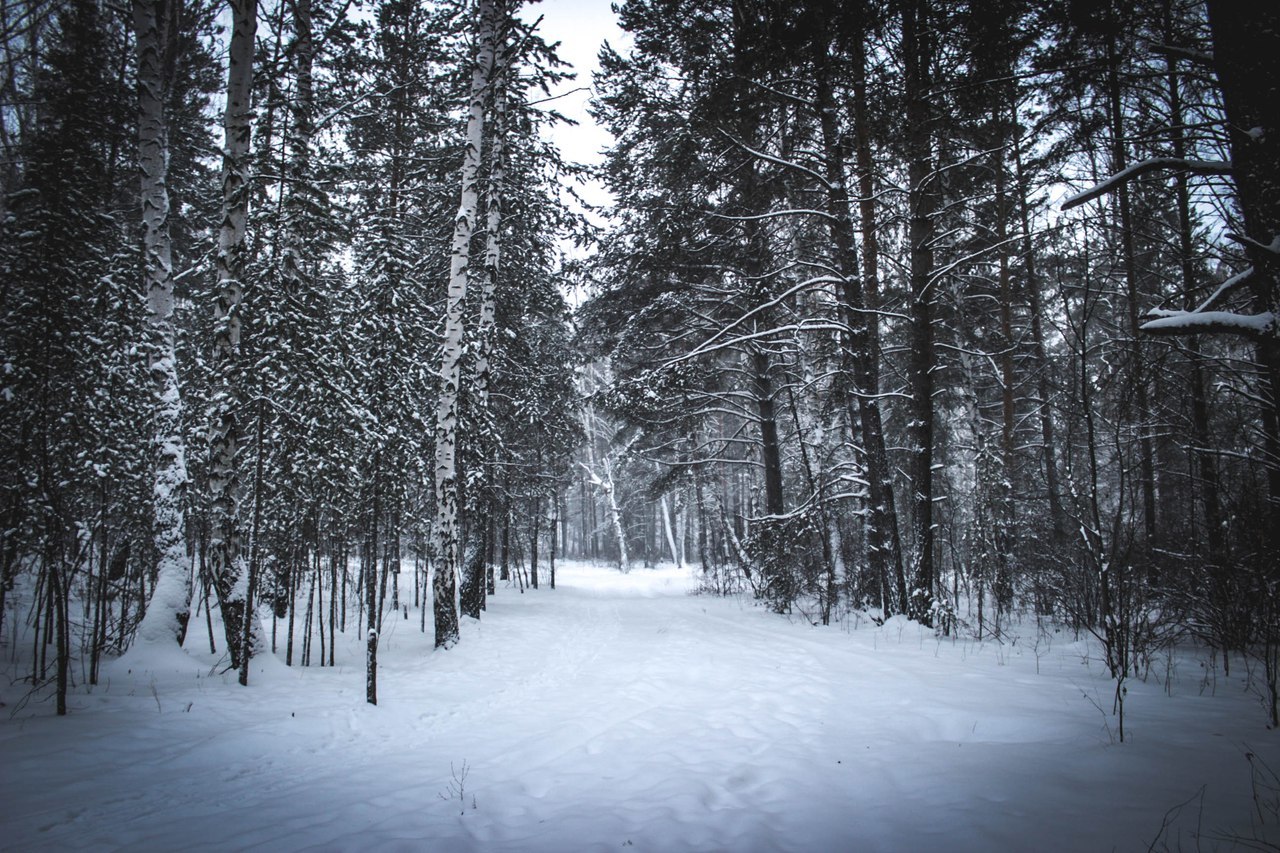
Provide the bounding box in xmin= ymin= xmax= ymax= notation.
xmin=432 ymin=0 xmax=505 ymax=649
xmin=132 ymin=0 xmax=192 ymax=648
xmin=209 ymin=0 xmax=258 ymax=684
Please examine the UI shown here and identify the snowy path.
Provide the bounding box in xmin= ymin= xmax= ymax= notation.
xmin=2 ymin=562 xmax=1276 ymax=851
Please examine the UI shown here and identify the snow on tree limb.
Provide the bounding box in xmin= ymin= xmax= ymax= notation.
xmin=1189 ymin=266 xmax=1255 ymax=314
xmin=1227 ymin=231 xmax=1280 ymax=256
xmin=1061 ymin=157 xmax=1231 ymax=211
xmin=1140 ymin=309 xmax=1277 ymax=338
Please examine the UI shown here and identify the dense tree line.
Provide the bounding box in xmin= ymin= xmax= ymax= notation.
xmin=573 ymin=0 xmax=1279 ymax=731
xmin=0 ymin=0 xmax=580 ymax=710
xmin=2 ymin=0 xmax=1277 ymax=732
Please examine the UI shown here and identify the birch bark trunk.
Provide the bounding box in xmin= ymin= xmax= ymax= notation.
xmin=133 ymin=0 xmax=192 ymax=647
xmin=210 ymin=0 xmax=257 ymax=679
xmin=434 ymin=0 xmax=499 ymax=648
xmin=660 ymin=494 xmax=679 ymax=567
xmin=461 ymin=18 xmax=509 ymax=619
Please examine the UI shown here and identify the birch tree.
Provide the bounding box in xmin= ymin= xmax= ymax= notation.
xmin=433 ymin=0 xmax=501 ymax=648
xmin=459 ymin=13 xmax=509 ymax=619
xmin=209 ymin=0 xmax=258 ymax=682
xmin=133 ymin=0 xmax=192 ymax=648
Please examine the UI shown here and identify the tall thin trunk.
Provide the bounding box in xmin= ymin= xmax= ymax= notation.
xmin=851 ymin=35 xmax=908 ymax=612
xmin=133 ymin=0 xmax=191 ymax=647
xmin=1105 ymin=37 xmax=1158 ymax=548
xmin=365 ymin=465 xmax=379 ymax=703
xmin=241 ymin=396 xmax=265 ymax=684
xmin=1165 ymin=46 xmax=1226 ymax=564
xmin=49 ymin=559 xmax=68 ymax=716
xmin=993 ymin=109 xmax=1016 ymax=611
xmin=328 ymin=547 xmax=337 ymax=666
xmin=1011 ymin=117 xmax=1067 ymax=545
xmin=903 ymin=0 xmax=937 ymax=625
xmin=433 ymin=0 xmax=500 ymax=649
xmin=550 ymin=499 xmax=558 ymax=588
xmin=752 ymin=348 xmax=784 ymax=516
xmin=530 ymin=497 xmax=540 ymax=589
xmin=660 ymin=493 xmax=679 ymax=566
xmin=210 ymin=0 xmax=257 ymax=677
xmin=818 ymin=44 xmax=906 ymax=614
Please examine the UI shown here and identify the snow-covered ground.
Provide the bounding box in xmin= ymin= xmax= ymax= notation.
xmin=2 ymin=561 xmax=1277 ymax=851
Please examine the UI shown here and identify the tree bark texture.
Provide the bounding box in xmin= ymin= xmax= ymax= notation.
xmin=433 ymin=0 xmax=499 ymax=648
xmin=133 ymin=0 xmax=191 ymax=648
xmin=210 ymin=0 xmax=257 ymax=674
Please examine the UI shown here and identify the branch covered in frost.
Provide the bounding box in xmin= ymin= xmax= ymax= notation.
xmin=1189 ymin=267 xmax=1254 ymax=314
xmin=1140 ymin=309 xmax=1277 ymax=339
xmin=1061 ymin=157 xmax=1231 ymax=211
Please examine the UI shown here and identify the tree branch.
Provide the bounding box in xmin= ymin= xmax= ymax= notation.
xmin=1140 ymin=309 xmax=1276 ymax=339
xmin=1061 ymin=157 xmax=1231 ymax=211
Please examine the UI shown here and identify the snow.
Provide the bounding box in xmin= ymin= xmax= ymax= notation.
xmin=3 ymin=561 xmax=1277 ymax=851
xmin=1141 ymin=308 xmax=1277 ymax=336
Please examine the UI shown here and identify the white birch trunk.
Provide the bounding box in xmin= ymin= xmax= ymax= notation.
xmin=660 ymin=494 xmax=679 ymax=567
xmin=472 ymin=24 xmax=507 ymax=416
xmin=133 ymin=0 xmax=192 ymax=648
xmin=433 ymin=0 xmax=499 ymax=649
xmin=603 ymin=460 xmax=628 ymax=571
xmin=210 ymin=0 xmax=258 ymax=680
xmin=577 ymin=458 xmax=628 ymax=572
xmin=675 ymin=490 xmax=687 ymax=567
xmin=460 ymin=22 xmax=509 ymax=617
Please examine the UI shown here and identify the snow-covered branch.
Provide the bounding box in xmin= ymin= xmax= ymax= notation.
xmin=709 ymin=208 xmax=838 ymax=224
xmin=1140 ymin=309 xmax=1277 ymax=338
xmin=1061 ymin=157 xmax=1231 ymax=211
xmin=716 ymin=129 xmax=832 ymax=190
xmin=1189 ymin=266 xmax=1255 ymax=314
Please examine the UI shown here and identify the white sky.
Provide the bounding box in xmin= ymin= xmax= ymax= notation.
xmin=520 ymin=0 xmax=628 ymax=219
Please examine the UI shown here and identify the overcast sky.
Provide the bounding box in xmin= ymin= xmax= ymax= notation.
xmin=520 ymin=0 xmax=628 ymax=216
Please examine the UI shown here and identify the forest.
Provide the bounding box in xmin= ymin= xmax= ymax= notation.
xmin=1 ymin=0 xmax=1278 ymax=745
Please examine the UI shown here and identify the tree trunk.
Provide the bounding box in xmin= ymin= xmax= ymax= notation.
xmin=1204 ymin=1 xmax=1280 ymax=554
xmin=209 ymin=0 xmax=257 ymax=674
xmin=530 ymin=497 xmax=540 ymax=589
xmin=1165 ymin=47 xmax=1227 ymax=571
xmin=903 ymin=0 xmax=937 ymax=625
xmin=660 ymin=493 xmax=679 ymax=566
xmin=133 ymin=0 xmax=191 ymax=648
xmin=550 ymin=499 xmax=558 ymax=589
xmin=752 ymin=347 xmax=785 ymax=517
xmin=993 ymin=108 xmax=1017 ymax=612
xmin=1011 ymin=117 xmax=1067 ymax=546
xmin=433 ymin=0 xmax=500 ymax=649
xmin=460 ymin=27 xmax=509 ymax=622
xmin=1105 ymin=37 xmax=1159 ymax=550
xmin=816 ymin=45 xmax=906 ymax=615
